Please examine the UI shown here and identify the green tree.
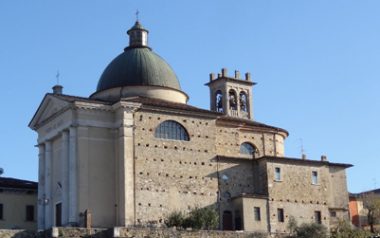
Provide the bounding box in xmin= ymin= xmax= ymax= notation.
xmin=362 ymin=192 xmax=380 ymax=233
xmin=186 ymin=206 xmax=219 ymax=230
xmin=331 ymin=219 xmax=371 ymax=238
xmin=287 ymin=216 xmax=297 ymax=236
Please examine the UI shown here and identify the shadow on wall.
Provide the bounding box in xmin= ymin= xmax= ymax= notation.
xmin=205 ymin=156 xmax=264 ymax=231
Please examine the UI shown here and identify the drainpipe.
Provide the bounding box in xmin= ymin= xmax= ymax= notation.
xmin=216 ymin=156 xmax=222 ymax=230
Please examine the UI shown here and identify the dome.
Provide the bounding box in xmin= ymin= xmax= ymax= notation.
xmin=96 ymin=47 xmax=181 ymax=92
xmin=91 ymin=21 xmax=188 ymax=104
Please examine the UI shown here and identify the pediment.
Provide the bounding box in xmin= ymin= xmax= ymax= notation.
xmin=29 ymin=94 xmax=71 ymax=130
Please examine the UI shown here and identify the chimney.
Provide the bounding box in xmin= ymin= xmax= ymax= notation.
xmin=209 ymin=73 xmax=215 ymax=82
xmin=321 ymin=155 xmax=327 ymax=162
xmin=235 ymin=70 xmax=240 ymax=79
xmin=245 ymin=72 xmax=251 ymax=81
xmin=52 ymin=85 xmax=63 ymax=95
xmin=221 ymin=68 xmax=228 ymax=77
xmin=301 ymin=154 xmax=307 ymax=160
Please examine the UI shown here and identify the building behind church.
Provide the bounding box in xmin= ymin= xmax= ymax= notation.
xmin=0 ymin=177 xmax=37 ymax=230
xmin=29 ymin=21 xmax=352 ymax=235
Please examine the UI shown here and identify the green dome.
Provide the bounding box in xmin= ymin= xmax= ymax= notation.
xmin=96 ymin=47 xmax=181 ymax=92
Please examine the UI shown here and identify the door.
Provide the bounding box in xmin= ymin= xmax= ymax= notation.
xmin=55 ymin=203 xmax=62 ymax=226
xmin=222 ymin=211 xmax=233 ymax=230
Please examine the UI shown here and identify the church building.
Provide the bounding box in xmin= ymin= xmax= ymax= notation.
xmin=29 ymin=21 xmax=352 ymax=234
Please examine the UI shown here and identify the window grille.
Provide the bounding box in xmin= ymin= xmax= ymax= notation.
xmin=240 ymin=142 xmax=256 ymax=155
xmin=26 ymin=205 xmax=34 ymax=221
xmin=155 ymin=120 xmax=189 ymax=141
xmin=254 ymin=207 xmax=261 ymax=221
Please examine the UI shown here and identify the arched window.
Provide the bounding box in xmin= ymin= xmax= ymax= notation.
xmin=229 ymin=90 xmax=237 ymax=110
xmin=215 ymin=90 xmax=223 ymax=112
xmin=240 ymin=142 xmax=257 ymax=157
xmin=239 ymin=91 xmax=248 ymax=112
xmin=154 ymin=120 xmax=190 ymax=141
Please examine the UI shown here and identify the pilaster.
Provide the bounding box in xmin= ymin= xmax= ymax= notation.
xmin=37 ymin=144 xmax=45 ymax=230
xmin=117 ymin=109 xmax=135 ymax=226
xmin=44 ymin=141 xmax=52 ymax=229
xmin=61 ymin=130 xmax=69 ymax=225
xmin=68 ymin=127 xmax=78 ymax=225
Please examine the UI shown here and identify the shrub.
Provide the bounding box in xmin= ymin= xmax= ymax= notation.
xmin=331 ymin=219 xmax=371 ymax=238
xmin=164 ymin=210 xmax=185 ymax=228
xmin=246 ymin=232 xmax=268 ymax=238
xmin=165 ymin=206 xmax=218 ymax=230
xmin=295 ymin=223 xmax=327 ymax=238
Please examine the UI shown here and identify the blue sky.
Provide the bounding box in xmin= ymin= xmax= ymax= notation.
xmin=0 ymin=1 xmax=379 ymax=193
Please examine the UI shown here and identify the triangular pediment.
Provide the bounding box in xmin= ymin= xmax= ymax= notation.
xmin=29 ymin=94 xmax=71 ymax=130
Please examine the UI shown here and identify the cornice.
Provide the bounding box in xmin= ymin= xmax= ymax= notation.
xmin=112 ymin=100 xmax=142 ymax=112
xmin=140 ymin=104 xmax=219 ymax=120
xmin=73 ymin=101 xmax=113 ymax=111
xmin=216 ymin=118 xmax=289 ymax=137
xmin=33 ymin=102 xmax=113 ymax=130
xmin=31 ymin=105 xmax=72 ymax=130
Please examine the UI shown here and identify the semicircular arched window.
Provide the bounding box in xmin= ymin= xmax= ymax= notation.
xmin=154 ymin=120 xmax=190 ymax=141
xmin=240 ymin=142 xmax=257 ymax=156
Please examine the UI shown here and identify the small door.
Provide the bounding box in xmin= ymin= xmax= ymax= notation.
xmin=235 ymin=210 xmax=242 ymax=230
xmin=55 ymin=203 xmax=62 ymax=226
xmin=222 ymin=211 xmax=233 ymax=230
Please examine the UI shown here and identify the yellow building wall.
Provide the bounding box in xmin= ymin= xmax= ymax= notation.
xmin=0 ymin=191 xmax=37 ymax=230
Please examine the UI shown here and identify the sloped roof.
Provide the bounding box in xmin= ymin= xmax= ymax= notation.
xmin=31 ymin=93 xmax=288 ymax=134
xmin=217 ymin=155 xmax=353 ymax=168
xmin=0 ymin=177 xmax=37 ymax=190
xmin=216 ymin=116 xmax=289 ymax=135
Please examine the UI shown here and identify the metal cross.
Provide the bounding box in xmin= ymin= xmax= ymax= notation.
xmin=136 ymin=10 xmax=139 ymax=21
xmin=56 ymin=70 xmax=60 ymax=85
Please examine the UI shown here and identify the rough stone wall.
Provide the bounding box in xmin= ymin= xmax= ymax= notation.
xmin=267 ymin=200 xmax=329 ymax=234
xmin=252 ymin=161 xmax=268 ymax=196
xmin=133 ymin=110 xmax=218 ymax=225
xmin=215 ymin=128 xmax=284 ymax=158
xmin=263 ymin=160 xmax=327 ymax=233
xmin=133 ymin=109 xmax=287 ymax=226
xmin=239 ymin=197 xmax=268 ymax=232
xmin=265 ymin=161 xmax=330 ymax=203
xmin=0 ymin=227 xmax=269 ymax=238
xmin=115 ymin=227 xmax=269 ymax=238
xmin=327 ymin=166 xmax=350 ymax=227
xmin=218 ymin=159 xmax=256 ymax=226
xmin=328 ymin=166 xmax=349 ymax=210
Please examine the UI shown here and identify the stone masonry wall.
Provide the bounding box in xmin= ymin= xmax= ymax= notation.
xmin=133 ymin=109 xmax=287 ymax=226
xmin=133 ymin=110 xmax=219 ymax=225
xmin=215 ymin=128 xmax=285 ymax=158
xmin=265 ymin=161 xmax=330 ymax=203
xmin=328 ymin=166 xmax=349 ymax=210
xmin=0 ymin=227 xmax=270 ymax=238
xmin=263 ymin=159 xmax=337 ymax=233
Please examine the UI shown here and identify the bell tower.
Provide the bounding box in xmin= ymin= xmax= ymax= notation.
xmin=206 ymin=68 xmax=256 ymax=120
